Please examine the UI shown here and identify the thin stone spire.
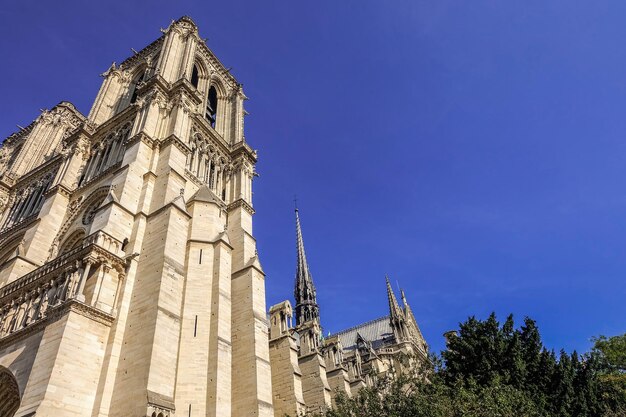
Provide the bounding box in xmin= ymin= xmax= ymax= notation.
xmin=294 ymin=206 xmax=320 ymax=326
xmin=386 ymin=275 xmax=403 ymax=321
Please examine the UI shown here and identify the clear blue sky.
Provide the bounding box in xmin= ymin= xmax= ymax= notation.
xmin=1 ymin=1 xmax=625 ymax=354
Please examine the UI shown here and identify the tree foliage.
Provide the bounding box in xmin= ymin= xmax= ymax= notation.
xmin=307 ymin=314 xmax=625 ymax=417
xmin=593 ymin=334 xmax=626 ymax=413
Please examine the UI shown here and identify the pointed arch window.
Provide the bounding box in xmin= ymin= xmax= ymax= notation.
xmin=2 ymin=174 xmax=53 ymax=230
xmin=130 ymin=71 xmax=146 ymax=104
xmin=0 ymin=368 xmax=20 ymax=417
xmin=191 ymin=64 xmax=199 ymax=89
xmin=59 ymin=230 xmax=86 ymax=255
xmin=78 ymin=123 xmax=132 ymax=187
xmin=206 ymin=86 xmax=218 ymax=128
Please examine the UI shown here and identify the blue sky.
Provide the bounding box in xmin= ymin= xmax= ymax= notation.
xmin=1 ymin=1 xmax=625 ymax=354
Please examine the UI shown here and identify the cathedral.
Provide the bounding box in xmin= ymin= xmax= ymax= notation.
xmin=0 ymin=17 xmax=427 ymax=417
xmin=268 ymin=208 xmax=428 ymax=416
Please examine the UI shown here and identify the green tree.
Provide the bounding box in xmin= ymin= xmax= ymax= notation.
xmin=306 ymin=316 xmax=624 ymax=417
xmin=593 ymin=334 xmax=626 ymax=414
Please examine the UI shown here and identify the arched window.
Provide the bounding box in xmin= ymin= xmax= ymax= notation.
xmin=129 ymin=71 xmax=146 ymax=104
xmin=191 ymin=64 xmax=199 ymax=89
xmin=206 ymin=86 xmax=218 ymax=128
xmin=78 ymin=123 xmax=132 ymax=187
xmin=59 ymin=230 xmax=85 ymax=255
xmin=2 ymin=174 xmax=53 ymax=230
xmin=0 ymin=367 xmax=20 ymax=417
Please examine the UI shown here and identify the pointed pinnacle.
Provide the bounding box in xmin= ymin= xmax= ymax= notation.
xmin=294 ymin=208 xmax=316 ymax=300
xmin=386 ymin=276 xmax=402 ymax=320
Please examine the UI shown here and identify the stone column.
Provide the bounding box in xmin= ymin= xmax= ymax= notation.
xmin=75 ymin=260 xmax=93 ymax=303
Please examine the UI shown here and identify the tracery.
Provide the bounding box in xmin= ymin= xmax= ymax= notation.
xmin=1 ymin=172 xmax=54 ymax=230
xmin=78 ymin=122 xmax=132 ymax=187
xmin=186 ymin=131 xmax=231 ymax=200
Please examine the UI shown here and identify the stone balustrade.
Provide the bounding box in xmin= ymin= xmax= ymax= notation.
xmin=0 ymin=230 xmax=125 ymax=340
xmin=84 ymin=229 xmax=125 ymax=258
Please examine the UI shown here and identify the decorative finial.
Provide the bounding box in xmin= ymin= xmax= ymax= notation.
xmin=294 ymin=195 xmax=298 ymax=212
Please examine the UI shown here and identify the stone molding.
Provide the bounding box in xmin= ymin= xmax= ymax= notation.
xmin=1 ymin=231 xmax=125 ymax=301
xmin=227 ymin=198 xmax=254 ymax=215
xmin=0 ymin=216 xmax=40 ymax=246
xmin=10 ymin=157 xmax=63 ymax=192
xmin=0 ymin=299 xmax=114 ymax=350
xmin=126 ymin=131 xmax=156 ymax=149
xmin=159 ymin=134 xmax=191 ymax=155
xmin=118 ymin=36 xmax=165 ymax=71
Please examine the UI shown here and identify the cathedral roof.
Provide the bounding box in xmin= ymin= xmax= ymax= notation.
xmin=329 ymin=316 xmax=394 ymax=351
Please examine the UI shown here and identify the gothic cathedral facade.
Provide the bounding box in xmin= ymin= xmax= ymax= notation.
xmin=0 ymin=16 xmax=428 ymax=417
xmin=0 ymin=17 xmax=273 ymax=417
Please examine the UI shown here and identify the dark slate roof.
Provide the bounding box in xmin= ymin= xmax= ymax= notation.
xmin=330 ymin=316 xmax=395 ymax=351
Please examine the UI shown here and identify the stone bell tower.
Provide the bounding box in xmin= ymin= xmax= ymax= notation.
xmin=0 ymin=16 xmax=274 ymax=417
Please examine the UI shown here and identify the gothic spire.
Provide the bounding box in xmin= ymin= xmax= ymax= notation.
xmin=386 ymin=275 xmax=403 ymax=321
xmin=294 ymin=207 xmax=320 ymax=326
xmin=401 ymin=288 xmax=410 ymax=312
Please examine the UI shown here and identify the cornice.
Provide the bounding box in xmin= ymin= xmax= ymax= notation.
xmin=159 ymin=134 xmax=191 ymax=154
xmin=119 ymin=36 xmax=165 ymax=70
xmin=0 ymin=235 xmax=125 ymax=301
xmin=11 ymin=156 xmax=63 ymax=191
xmin=0 ymin=216 xmax=39 ymax=245
xmin=187 ymin=237 xmax=233 ymax=251
xmin=169 ymin=79 xmax=204 ymax=105
xmin=190 ymin=116 xmax=231 ymax=155
xmin=183 ymin=169 xmax=204 ymax=188
xmin=0 ymin=173 xmax=17 ymax=188
xmin=66 ymin=299 xmax=116 ymax=325
xmin=196 ymin=40 xmax=239 ymax=91
xmin=138 ymin=73 xmax=170 ymax=97
xmin=73 ymin=161 xmax=122 ymax=194
xmin=2 ymin=121 xmax=35 ymax=147
xmin=227 ymin=198 xmax=255 ymax=215
xmin=63 ymin=125 xmax=94 ymax=148
xmin=91 ymin=105 xmax=137 ymax=142
xmin=126 ymin=132 xmax=156 ymax=149
xmin=1 ymin=102 xmax=85 ymax=147
xmin=45 ymin=184 xmax=72 ymax=199
xmin=0 ymin=299 xmax=114 ymax=350
xmin=230 ymin=140 xmax=258 ymax=163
